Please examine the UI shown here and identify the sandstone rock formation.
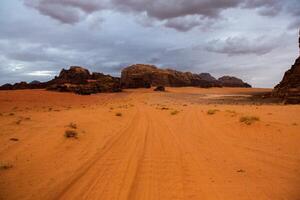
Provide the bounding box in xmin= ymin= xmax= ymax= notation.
xmin=0 ymin=66 xmax=122 ymax=95
xmin=46 ymin=66 xmax=121 ymax=95
xmin=273 ymin=57 xmax=300 ymax=104
xmin=272 ymin=31 xmax=300 ymax=104
xmin=0 ymin=81 xmax=46 ymax=90
xmin=121 ymin=64 xmax=250 ymax=88
xmin=218 ymin=76 xmax=251 ymax=88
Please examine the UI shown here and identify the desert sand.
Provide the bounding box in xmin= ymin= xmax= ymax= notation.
xmin=0 ymin=87 xmax=300 ymax=200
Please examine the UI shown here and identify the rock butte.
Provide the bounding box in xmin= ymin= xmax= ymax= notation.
xmin=272 ymin=30 xmax=300 ymax=104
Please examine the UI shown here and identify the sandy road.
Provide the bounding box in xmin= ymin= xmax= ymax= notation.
xmin=0 ymin=88 xmax=300 ymax=200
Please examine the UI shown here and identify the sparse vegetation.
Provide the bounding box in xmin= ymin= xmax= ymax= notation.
xmin=16 ymin=119 xmax=22 ymax=125
xmin=207 ymin=109 xmax=219 ymax=115
xmin=68 ymin=122 xmax=77 ymax=129
xmin=160 ymin=107 xmax=169 ymax=110
xmin=115 ymin=112 xmax=122 ymax=117
xmin=9 ymin=138 xmax=19 ymax=142
xmin=0 ymin=162 xmax=13 ymax=170
xmin=9 ymin=113 xmax=15 ymax=116
xmin=239 ymin=116 xmax=260 ymax=125
xmin=170 ymin=110 xmax=179 ymax=115
xmin=292 ymin=123 xmax=298 ymax=126
xmin=64 ymin=130 xmax=78 ymax=138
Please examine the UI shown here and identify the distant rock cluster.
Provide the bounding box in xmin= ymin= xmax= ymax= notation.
xmin=0 ymin=66 xmax=121 ymax=95
xmin=0 ymin=65 xmax=252 ymax=95
xmin=120 ymin=64 xmax=251 ymax=88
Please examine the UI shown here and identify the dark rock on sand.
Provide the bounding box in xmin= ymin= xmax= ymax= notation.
xmin=154 ymin=86 xmax=166 ymax=91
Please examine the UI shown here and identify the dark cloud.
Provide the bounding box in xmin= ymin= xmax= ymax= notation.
xmin=205 ymin=36 xmax=277 ymax=56
xmin=23 ymin=0 xmax=300 ymax=31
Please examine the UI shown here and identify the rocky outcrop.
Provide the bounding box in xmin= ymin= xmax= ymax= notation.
xmin=121 ymin=64 xmax=250 ymax=88
xmin=273 ymin=57 xmax=300 ymax=104
xmin=0 ymin=81 xmax=46 ymax=90
xmin=46 ymin=66 xmax=121 ymax=95
xmin=218 ymin=76 xmax=251 ymax=88
xmin=273 ymin=31 xmax=300 ymax=104
xmin=0 ymin=66 xmax=121 ymax=95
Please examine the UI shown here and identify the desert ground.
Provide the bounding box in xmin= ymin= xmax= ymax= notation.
xmin=0 ymin=87 xmax=299 ymax=200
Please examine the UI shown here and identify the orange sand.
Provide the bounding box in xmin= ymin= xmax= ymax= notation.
xmin=0 ymin=88 xmax=299 ymax=200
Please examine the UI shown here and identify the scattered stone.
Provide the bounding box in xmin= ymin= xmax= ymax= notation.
xmin=154 ymin=86 xmax=165 ymax=92
xmin=9 ymin=138 xmax=19 ymax=142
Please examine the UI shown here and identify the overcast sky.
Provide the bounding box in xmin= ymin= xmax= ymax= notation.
xmin=0 ymin=0 xmax=299 ymax=87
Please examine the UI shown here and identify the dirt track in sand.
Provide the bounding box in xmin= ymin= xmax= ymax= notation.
xmin=0 ymin=88 xmax=300 ymax=200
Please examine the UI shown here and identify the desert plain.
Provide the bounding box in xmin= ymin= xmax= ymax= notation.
xmin=0 ymin=87 xmax=299 ymax=200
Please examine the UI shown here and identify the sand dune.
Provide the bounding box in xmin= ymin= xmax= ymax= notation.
xmin=0 ymin=88 xmax=299 ymax=200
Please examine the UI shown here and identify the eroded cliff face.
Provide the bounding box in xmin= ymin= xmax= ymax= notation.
xmin=273 ymin=32 xmax=300 ymax=104
xmin=273 ymin=57 xmax=300 ymax=104
xmin=121 ymin=64 xmax=250 ymax=88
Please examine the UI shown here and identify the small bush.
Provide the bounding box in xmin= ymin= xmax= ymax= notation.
xmin=160 ymin=107 xmax=169 ymax=110
xmin=170 ymin=110 xmax=179 ymax=115
xmin=0 ymin=162 xmax=13 ymax=170
xmin=240 ymin=116 xmax=260 ymax=125
xmin=68 ymin=122 xmax=77 ymax=129
xmin=207 ymin=109 xmax=219 ymax=115
xmin=115 ymin=112 xmax=122 ymax=117
xmin=64 ymin=130 xmax=78 ymax=138
xmin=9 ymin=138 xmax=19 ymax=142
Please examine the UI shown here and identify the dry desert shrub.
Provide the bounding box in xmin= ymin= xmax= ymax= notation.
xmin=0 ymin=162 xmax=13 ymax=170
xmin=240 ymin=116 xmax=260 ymax=125
xmin=170 ymin=110 xmax=179 ymax=115
xmin=207 ymin=109 xmax=219 ymax=115
xmin=64 ymin=130 xmax=78 ymax=138
xmin=68 ymin=122 xmax=77 ymax=129
xmin=115 ymin=112 xmax=122 ymax=117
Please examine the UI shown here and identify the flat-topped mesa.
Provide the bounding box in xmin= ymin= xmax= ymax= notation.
xmin=120 ymin=64 xmax=250 ymax=88
xmin=273 ymin=30 xmax=300 ymax=104
xmin=218 ymin=76 xmax=252 ymax=88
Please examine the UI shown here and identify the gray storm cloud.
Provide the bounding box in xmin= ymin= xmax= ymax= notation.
xmin=23 ymin=0 xmax=300 ymax=31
